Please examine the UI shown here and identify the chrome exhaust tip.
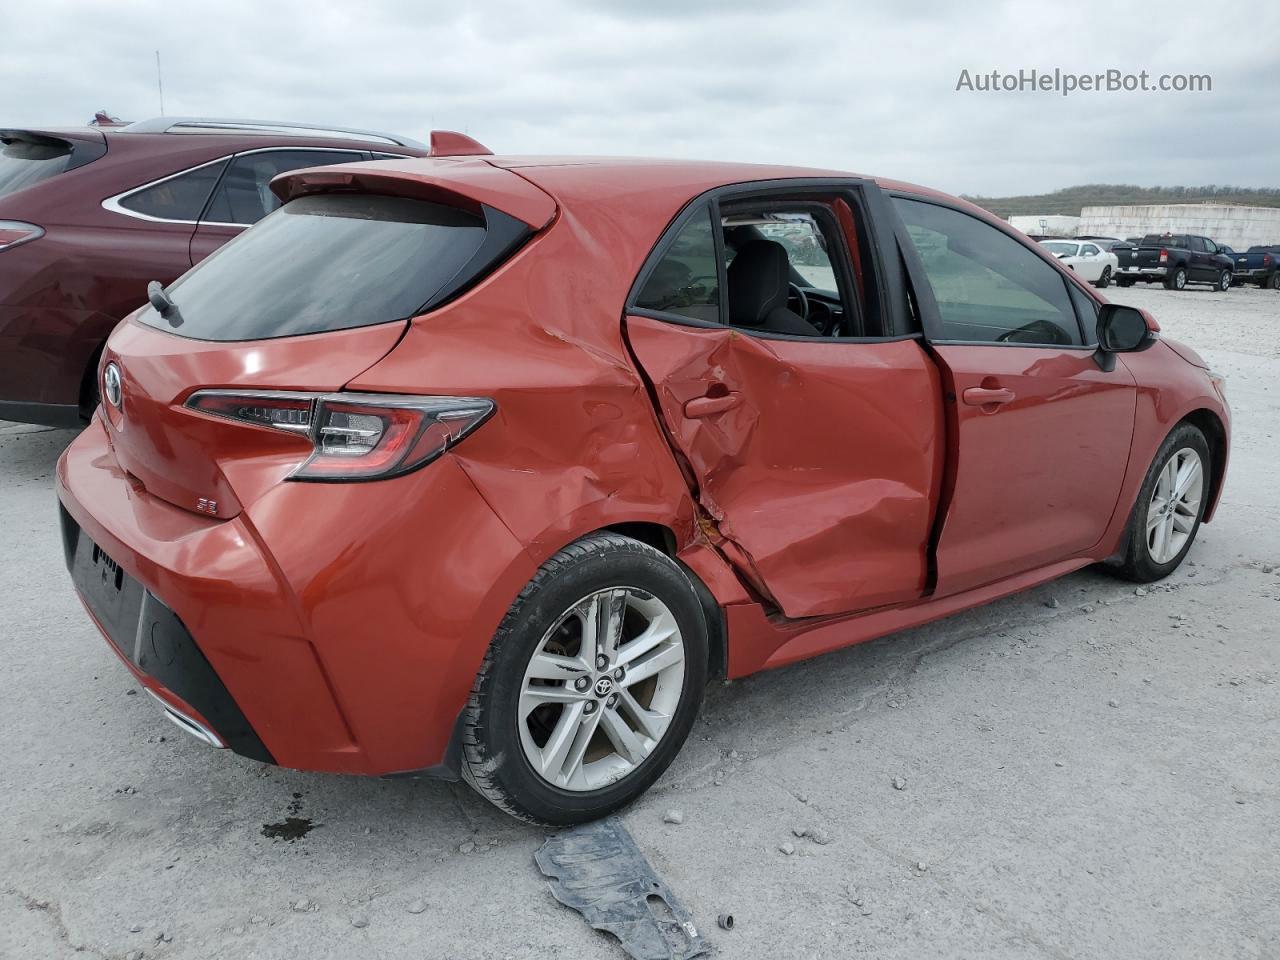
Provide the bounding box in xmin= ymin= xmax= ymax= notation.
xmin=144 ymin=688 xmax=226 ymax=748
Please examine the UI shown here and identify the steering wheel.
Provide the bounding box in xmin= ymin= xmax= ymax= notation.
xmin=787 ymin=283 xmax=810 ymax=322
xmin=996 ymin=319 xmax=1069 ymax=345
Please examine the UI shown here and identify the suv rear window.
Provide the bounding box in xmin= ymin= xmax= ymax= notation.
xmin=0 ymin=135 xmax=74 ymax=197
xmin=142 ymin=193 xmax=527 ymax=341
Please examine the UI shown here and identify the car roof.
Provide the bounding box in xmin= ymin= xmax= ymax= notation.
xmin=274 ymin=154 xmax=1019 ymax=242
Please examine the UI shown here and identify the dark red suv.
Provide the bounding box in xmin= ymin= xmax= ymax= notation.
xmin=0 ymin=117 xmax=434 ymax=426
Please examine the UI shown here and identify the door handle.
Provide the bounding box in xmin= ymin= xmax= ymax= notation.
xmin=962 ymin=386 xmax=1016 ymax=406
xmin=684 ymin=392 xmax=742 ymax=418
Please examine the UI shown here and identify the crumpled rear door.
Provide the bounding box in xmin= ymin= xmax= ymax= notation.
xmin=626 ymin=315 xmax=943 ymax=620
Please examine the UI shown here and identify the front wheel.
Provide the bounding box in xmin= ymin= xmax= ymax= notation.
xmin=1218 ymin=269 xmax=1232 ymax=291
xmin=460 ymin=533 xmax=708 ymax=824
xmin=1108 ymin=423 xmax=1210 ymax=582
xmin=1095 ymin=266 xmax=1112 ymax=289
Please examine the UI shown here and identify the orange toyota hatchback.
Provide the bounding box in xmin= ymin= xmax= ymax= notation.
xmin=57 ymin=147 xmax=1229 ymax=823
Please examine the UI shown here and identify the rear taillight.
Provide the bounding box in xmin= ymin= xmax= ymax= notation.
xmin=186 ymin=391 xmax=494 ymax=481
xmin=1265 ymin=254 xmax=1273 ymax=266
xmin=0 ymin=220 xmax=43 ymax=251
xmin=1158 ymin=248 xmax=1168 ymax=263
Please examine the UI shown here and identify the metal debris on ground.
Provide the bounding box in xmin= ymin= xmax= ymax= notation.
xmin=534 ymin=817 xmax=709 ymax=960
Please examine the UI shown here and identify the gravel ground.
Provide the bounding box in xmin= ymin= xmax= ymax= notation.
xmin=1 ymin=285 xmax=1277 ymax=960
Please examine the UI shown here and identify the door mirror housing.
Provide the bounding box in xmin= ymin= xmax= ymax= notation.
xmin=1095 ymin=303 xmax=1157 ymax=369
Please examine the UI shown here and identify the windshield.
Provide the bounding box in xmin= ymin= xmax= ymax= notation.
xmin=143 ymin=194 xmax=497 ymax=341
xmin=1041 ymin=242 xmax=1078 ymax=256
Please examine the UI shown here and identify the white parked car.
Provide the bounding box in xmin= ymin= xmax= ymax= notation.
xmin=1039 ymin=239 xmax=1119 ymax=288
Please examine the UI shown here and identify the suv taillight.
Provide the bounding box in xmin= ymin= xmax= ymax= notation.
xmin=0 ymin=221 xmax=43 ymax=251
xmin=186 ymin=391 xmax=494 ymax=481
xmin=1159 ymin=248 xmax=1168 ymax=263
xmin=1265 ymin=254 xmax=1273 ymax=266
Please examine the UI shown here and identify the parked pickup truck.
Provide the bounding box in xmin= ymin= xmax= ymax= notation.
xmin=1114 ymin=234 xmax=1234 ymax=291
xmin=1222 ymin=246 xmax=1280 ymax=290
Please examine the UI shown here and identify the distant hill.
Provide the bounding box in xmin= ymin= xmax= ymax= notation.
xmin=964 ymin=185 xmax=1280 ymax=219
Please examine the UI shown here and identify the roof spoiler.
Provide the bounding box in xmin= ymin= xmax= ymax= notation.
xmin=429 ymin=131 xmax=492 ymax=157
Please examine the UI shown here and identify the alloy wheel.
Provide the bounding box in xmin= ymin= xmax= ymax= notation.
xmin=518 ymin=587 xmax=686 ymax=791
xmin=1175 ymin=269 xmax=1187 ymax=290
xmin=1146 ymin=447 xmax=1203 ymax=564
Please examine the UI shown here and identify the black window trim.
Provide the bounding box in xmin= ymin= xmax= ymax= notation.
xmin=625 ymin=177 xmax=911 ymax=343
xmin=888 ymin=190 xmax=1098 ymax=351
xmin=101 ymin=146 xmax=377 ymax=228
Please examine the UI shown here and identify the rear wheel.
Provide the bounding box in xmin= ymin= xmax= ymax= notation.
xmin=1108 ymin=423 xmax=1210 ymax=582
xmin=1218 ymin=269 xmax=1232 ymax=291
xmin=1269 ymin=273 xmax=1280 ymax=291
xmin=1165 ymin=267 xmax=1188 ymax=290
xmin=1095 ymin=266 xmax=1112 ymax=289
xmin=460 ymin=533 xmax=708 ymax=824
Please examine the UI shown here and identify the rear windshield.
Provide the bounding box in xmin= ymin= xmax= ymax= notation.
xmin=0 ymin=136 xmax=72 ymax=198
xmin=143 ymin=194 xmax=516 ymax=341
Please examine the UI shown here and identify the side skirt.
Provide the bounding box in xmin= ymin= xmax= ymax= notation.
xmin=725 ymin=556 xmax=1094 ymax=677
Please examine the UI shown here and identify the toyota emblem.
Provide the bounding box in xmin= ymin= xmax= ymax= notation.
xmin=103 ymin=363 xmax=123 ymax=409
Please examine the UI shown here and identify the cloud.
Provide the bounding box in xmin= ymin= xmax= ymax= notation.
xmin=1 ymin=0 xmax=1276 ymax=195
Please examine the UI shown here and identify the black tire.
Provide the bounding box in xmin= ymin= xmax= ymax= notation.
xmin=1218 ymin=269 xmax=1232 ymax=292
xmin=1107 ymin=423 xmax=1210 ymax=583
xmin=1269 ymin=273 xmax=1280 ymax=291
xmin=460 ymin=533 xmax=708 ymax=825
xmin=1164 ymin=267 xmax=1187 ymax=291
xmin=1116 ymin=277 xmax=1134 ymax=287
xmin=1095 ymin=266 xmax=1112 ymax=289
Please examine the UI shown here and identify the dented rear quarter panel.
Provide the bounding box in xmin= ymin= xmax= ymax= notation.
xmin=345 ymin=171 xmax=706 ymax=569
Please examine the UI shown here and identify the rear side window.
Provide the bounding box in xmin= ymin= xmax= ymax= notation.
xmin=144 ymin=193 xmax=525 ymax=341
xmin=634 ymin=207 xmax=720 ymax=323
xmin=118 ymin=160 xmax=228 ymax=221
xmin=203 ymin=150 xmax=368 ymax=225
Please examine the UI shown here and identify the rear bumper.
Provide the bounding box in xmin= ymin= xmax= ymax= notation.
xmin=61 ymin=503 xmax=273 ymax=762
xmin=1117 ymin=266 xmax=1167 ymax=278
xmin=56 ymin=415 xmax=537 ymax=777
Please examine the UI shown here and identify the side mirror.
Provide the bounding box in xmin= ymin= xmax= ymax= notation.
xmin=1095 ymin=304 xmax=1156 ymax=369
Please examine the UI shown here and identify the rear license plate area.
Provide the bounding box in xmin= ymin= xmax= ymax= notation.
xmin=69 ymin=530 xmax=145 ymax=659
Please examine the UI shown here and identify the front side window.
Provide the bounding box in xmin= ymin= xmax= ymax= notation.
xmin=117 ymin=160 xmax=228 ymax=221
xmin=203 ymin=150 xmax=368 ymax=226
xmin=895 ymin=198 xmax=1082 ymax=347
xmin=634 ymin=206 xmax=720 ymax=323
xmin=746 ymin=212 xmax=838 ymax=291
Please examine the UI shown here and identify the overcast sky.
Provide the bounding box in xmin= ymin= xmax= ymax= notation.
xmin=3 ymin=0 xmax=1277 ymax=196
